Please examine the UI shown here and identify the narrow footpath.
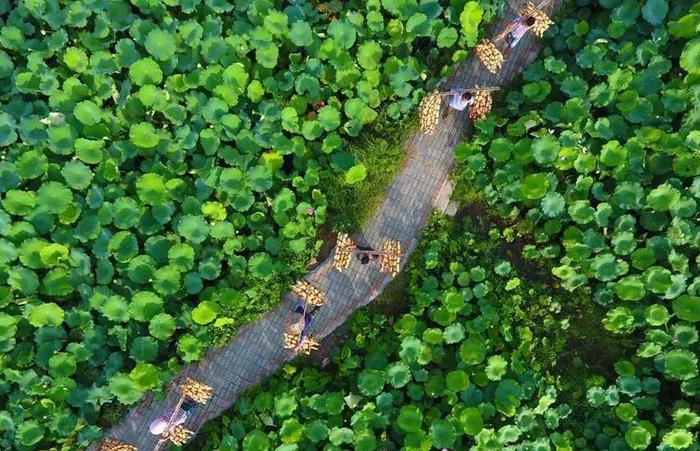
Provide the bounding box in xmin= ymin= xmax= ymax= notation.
xmin=95 ymin=2 xmax=560 ymax=449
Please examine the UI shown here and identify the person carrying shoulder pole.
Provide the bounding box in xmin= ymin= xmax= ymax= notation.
xmin=149 ymin=399 xmax=197 ymax=437
xmin=503 ymin=15 xmax=536 ymax=58
xmin=442 ymin=90 xmax=475 ymax=118
xmin=355 ymin=245 xmax=378 ymax=265
xmin=292 ymin=299 xmax=319 ymax=352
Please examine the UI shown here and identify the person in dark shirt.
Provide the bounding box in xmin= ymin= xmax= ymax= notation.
xmin=293 ymin=300 xmax=315 ymax=345
xmin=356 ymin=245 xmax=377 ymax=265
xmin=289 ymin=298 xmax=325 ymax=352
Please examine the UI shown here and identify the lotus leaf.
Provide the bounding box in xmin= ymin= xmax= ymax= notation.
xmin=0 ymin=313 xmax=18 ymax=341
xmin=73 ymin=101 xmax=101 ymax=126
xmin=592 ymin=254 xmax=623 ymax=281
xmin=625 ymin=425 xmax=652 ymax=450
xmin=26 ymin=303 xmax=64 ymax=327
xmin=145 ymin=29 xmax=176 ymax=61
xmin=289 ymin=21 xmax=313 ymax=47
xmin=101 ymin=296 xmax=129 ymax=323
xmin=48 ymin=352 xmax=77 ymax=378
xmin=400 ymin=336 xmax=422 ymax=363
xmin=646 ymin=184 xmax=680 ymax=212
xmin=614 ymin=276 xmax=645 ymax=301
xmin=130 ymin=122 xmax=160 ymax=149
xmin=532 ymin=135 xmax=560 ymax=166
xmin=486 ymin=355 xmax=508 ymax=381
xmin=459 ymin=2 xmax=484 ymax=46
xmin=672 ymin=408 xmax=700 ymax=428
xmin=644 ymin=305 xmax=670 ymax=326
xmin=662 ymin=429 xmax=694 ymax=449
xmin=397 ymin=405 xmax=423 ymax=433
xmin=129 ymin=58 xmax=163 ymax=86
xmin=177 ymin=215 xmax=209 ymax=244
xmin=660 ymin=350 xmax=698 ymax=381
xmin=42 ymin=268 xmax=74 ymax=296
xmin=16 ymin=421 xmax=44 ymax=447
xmin=3 ymin=190 xmax=36 ymax=216
xmin=443 ymin=323 xmax=465 ymax=343
xmin=672 ymin=295 xmax=700 ymax=322
xmin=644 ymin=266 xmax=672 ymax=294
xmin=178 ymin=334 xmax=203 ymax=362
xmin=446 ymin=370 xmax=470 ymax=391
xmin=109 ymin=373 xmax=142 ymax=405
xmin=128 ymin=291 xmax=163 ymax=322
xmin=461 ymin=407 xmax=484 ymax=436
xmin=603 ymin=306 xmax=635 ymax=333
xmin=680 ymin=38 xmax=700 ymax=74
xmin=521 ymin=173 xmax=549 ymax=200
xmin=192 ymin=301 xmax=221 ymax=325
xmin=136 ymin=173 xmax=169 ymax=205
xmin=280 ymin=419 xmax=305 ymax=444
xmin=149 ymin=313 xmax=176 ymax=340
xmin=345 ymin=164 xmax=367 ymax=185
xmin=541 ymin=192 xmax=566 ymax=217
xmin=495 ymin=379 xmax=523 ymax=416
xmin=130 ymin=362 xmax=160 ymax=391
xmin=306 ymin=420 xmax=329 ymax=443
xmin=61 ymin=161 xmax=93 ymax=190
xmin=431 ymin=420 xmax=457 ymax=448
xmin=460 ymin=337 xmax=487 ymax=364
xmin=36 ymin=182 xmax=72 ymax=214
xmin=386 ymin=362 xmax=412 ymax=388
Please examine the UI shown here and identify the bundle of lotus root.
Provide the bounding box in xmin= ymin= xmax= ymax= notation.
xmin=163 ymin=425 xmax=194 ymax=446
xmin=283 ymin=329 xmax=319 ymax=354
xmin=520 ymin=2 xmax=554 ymax=37
xmin=469 ymin=90 xmax=494 ymax=120
xmin=292 ymin=280 xmax=325 ymax=307
xmin=475 ymin=39 xmax=504 ymax=73
xmin=178 ymin=378 xmax=213 ymax=404
xmin=298 ymin=336 xmax=320 ymax=354
xmin=283 ymin=331 xmax=300 ymax=349
xmin=379 ymin=240 xmax=402 ymax=277
xmin=98 ymin=438 xmax=137 ymax=451
xmin=418 ymin=91 xmax=443 ymax=134
xmin=333 ymin=233 xmax=355 ymax=271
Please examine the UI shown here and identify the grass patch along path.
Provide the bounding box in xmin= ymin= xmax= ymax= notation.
xmin=94 ymin=1 xmax=561 ymax=449
xmin=323 ymin=112 xmax=416 ymax=233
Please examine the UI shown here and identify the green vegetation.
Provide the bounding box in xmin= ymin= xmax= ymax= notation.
xmin=190 ymin=214 xmax=619 ymax=450
xmin=324 ymin=112 xmax=415 ymax=232
xmin=454 ymin=0 xmax=700 ymax=447
xmin=191 ymin=1 xmax=700 ymax=450
xmin=0 ymin=0 xmax=504 ymax=448
xmin=3 ymin=0 xmax=698 ymax=448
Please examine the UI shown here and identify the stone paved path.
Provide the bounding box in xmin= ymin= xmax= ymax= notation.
xmin=94 ymin=2 xmax=560 ymax=449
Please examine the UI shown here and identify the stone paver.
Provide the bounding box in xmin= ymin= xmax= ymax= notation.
xmin=93 ymin=2 xmax=560 ymax=449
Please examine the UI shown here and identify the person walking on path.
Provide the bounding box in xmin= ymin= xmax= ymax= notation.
xmin=290 ymin=299 xmax=319 ymax=351
xmin=442 ymin=90 xmax=476 ymax=118
xmin=148 ymin=399 xmax=197 ymax=436
xmin=502 ymin=15 xmax=536 ymax=58
xmin=355 ymin=245 xmax=379 ymax=265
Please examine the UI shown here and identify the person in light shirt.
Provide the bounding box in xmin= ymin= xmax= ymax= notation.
xmin=503 ymin=16 xmax=537 ymax=57
xmin=443 ymin=91 xmax=475 ymax=118
xmin=148 ymin=399 xmax=197 ymax=436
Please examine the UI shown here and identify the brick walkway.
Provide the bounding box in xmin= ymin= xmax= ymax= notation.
xmin=94 ymin=2 xmax=560 ymax=449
